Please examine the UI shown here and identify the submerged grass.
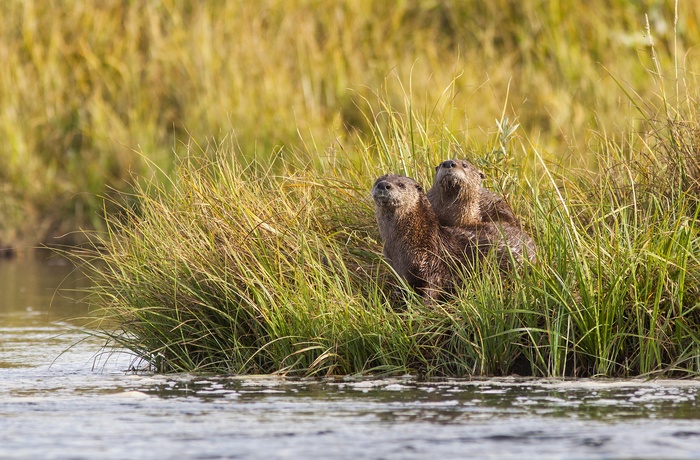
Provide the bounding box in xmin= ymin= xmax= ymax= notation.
xmin=86 ymin=57 xmax=700 ymax=376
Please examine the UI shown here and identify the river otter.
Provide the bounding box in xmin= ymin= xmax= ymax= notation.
xmin=426 ymin=159 xmax=536 ymax=263
xmin=427 ymin=159 xmax=520 ymax=227
xmin=372 ymin=174 xmax=502 ymax=299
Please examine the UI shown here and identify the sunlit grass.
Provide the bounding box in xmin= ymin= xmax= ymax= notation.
xmin=3 ymin=0 xmax=700 ymax=248
xmin=84 ymin=65 xmax=700 ymax=376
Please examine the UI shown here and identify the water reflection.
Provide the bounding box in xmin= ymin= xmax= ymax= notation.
xmin=0 ymin=251 xmax=92 ymax=326
xmin=123 ymin=376 xmax=700 ymax=423
xmin=6 ymin=369 xmax=700 ymax=459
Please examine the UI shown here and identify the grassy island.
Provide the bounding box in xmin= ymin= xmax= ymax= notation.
xmin=89 ymin=88 xmax=700 ymax=377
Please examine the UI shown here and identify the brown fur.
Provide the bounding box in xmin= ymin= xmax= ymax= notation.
xmin=372 ymin=174 xmax=501 ymax=299
xmin=426 ymin=159 xmax=520 ymax=227
xmin=426 ymin=159 xmax=537 ymax=264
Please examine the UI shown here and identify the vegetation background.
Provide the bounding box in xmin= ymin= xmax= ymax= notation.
xmin=2 ymin=0 xmax=698 ymax=250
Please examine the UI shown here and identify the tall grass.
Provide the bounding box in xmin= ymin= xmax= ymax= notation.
xmin=86 ymin=53 xmax=700 ymax=376
xmin=3 ymin=0 xmax=700 ymax=249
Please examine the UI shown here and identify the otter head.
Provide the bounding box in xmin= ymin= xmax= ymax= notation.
xmin=372 ymin=174 xmax=424 ymax=215
xmin=433 ymin=159 xmax=485 ymax=198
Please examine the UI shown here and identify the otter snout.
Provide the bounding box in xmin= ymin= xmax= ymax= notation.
xmin=435 ymin=160 xmax=461 ymax=179
xmin=371 ymin=178 xmax=394 ymax=205
xmin=374 ymin=179 xmax=393 ymax=192
xmin=433 ymin=159 xmax=486 ymax=183
xmin=372 ymin=174 xmax=423 ymax=208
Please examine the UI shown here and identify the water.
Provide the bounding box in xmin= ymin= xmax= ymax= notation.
xmin=2 ymin=255 xmax=700 ymax=459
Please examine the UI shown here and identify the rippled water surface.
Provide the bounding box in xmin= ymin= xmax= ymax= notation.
xmin=2 ymin=255 xmax=700 ymax=459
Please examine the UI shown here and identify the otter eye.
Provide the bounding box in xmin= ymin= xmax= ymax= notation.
xmin=416 ymin=184 xmax=423 ymax=192
xmin=398 ymin=182 xmax=405 ymax=189
xmin=462 ymin=162 xmax=468 ymax=168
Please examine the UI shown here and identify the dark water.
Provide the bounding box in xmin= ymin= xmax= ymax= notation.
xmin=2 ymin=256 xmax=700 ymax=459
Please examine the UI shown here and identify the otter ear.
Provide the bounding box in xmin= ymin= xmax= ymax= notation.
xmin=479 ymin=171 xmax=486 ymax=179
xmin=434 ymin=164 xmax=440 ymax=173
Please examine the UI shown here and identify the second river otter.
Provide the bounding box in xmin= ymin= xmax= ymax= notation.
xmin=427 ymin=159 xmax=520 ymax=227
xmin=372 ymin=174 xmax=512 ymax=299
xmin=426 ymin=159 xmax=536 ymax=263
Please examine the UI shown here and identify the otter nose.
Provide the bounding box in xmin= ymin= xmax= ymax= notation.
xmin=375 ymin=180 xmax=392 ymax=191
xmin=440 ymin=160 xmax=457 ymax=169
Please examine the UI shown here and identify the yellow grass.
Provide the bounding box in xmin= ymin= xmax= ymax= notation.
xmin=1 ymin=0 xmax=699 ymax=249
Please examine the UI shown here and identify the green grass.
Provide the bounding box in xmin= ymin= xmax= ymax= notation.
xmin=3 ymin=0 xmax=700 ymax=249
xmin=83 ymin=53 xmax=700 ymax=376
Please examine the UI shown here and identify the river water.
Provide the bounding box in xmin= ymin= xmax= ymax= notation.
xmin=2 ymin=255 xmax=700 ymax=459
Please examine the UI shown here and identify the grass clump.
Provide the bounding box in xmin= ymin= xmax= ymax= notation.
xmin=87 ymin=75 xmax=700 ymax=376
xmin=70 ymin=1 xmax=700 ymax=377
xmin=90 ymin=144 xmax=395 ymax=374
